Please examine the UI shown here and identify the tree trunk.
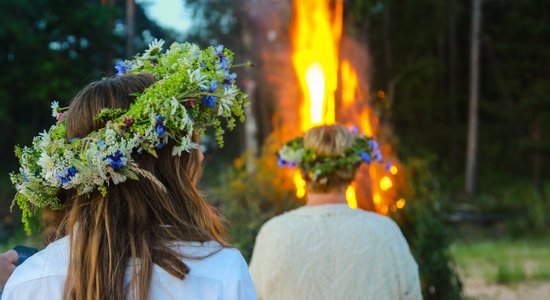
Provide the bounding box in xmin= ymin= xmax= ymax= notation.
xmin=465 ymin=0 xmax=482 ymax=195
xmin=102 ymin=0 xmax=116 ymax=74
xmin=532 ymin=114 xmax=542 ymax=194
xmin=238 ymin=1 xmax=259 ymax=172
xmin=448 ymin=0 xmax=458 ymax=171
xmin=126 ymin=0 xmax=135 ymax=58
xmin=382 ymin=0 xmax=394 ymax=105
xmin=483 ymin=35 xmax=516 ymax=173
xmin=244 ymin=79 xmax=258 ymax=172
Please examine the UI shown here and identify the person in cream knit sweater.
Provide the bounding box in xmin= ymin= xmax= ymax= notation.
xmin=249 ymin=124 xmax=422 ymax=300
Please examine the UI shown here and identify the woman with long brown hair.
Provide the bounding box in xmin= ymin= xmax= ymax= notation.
xmin=3 ymin=42 xmax=257 ymax=299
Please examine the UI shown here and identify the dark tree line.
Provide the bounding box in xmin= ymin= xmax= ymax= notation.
xmin=346 ymin=0 xmax=549 ymax=196
xmin=0 ymin=0 xmax=166 ymax=218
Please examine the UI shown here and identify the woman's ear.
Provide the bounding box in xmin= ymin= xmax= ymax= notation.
xmin=198 ymin=148 xmax=204 ymax=162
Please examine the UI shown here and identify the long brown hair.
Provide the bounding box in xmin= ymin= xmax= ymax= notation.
xmin=53 ymin=74 xmax=228 ymax=300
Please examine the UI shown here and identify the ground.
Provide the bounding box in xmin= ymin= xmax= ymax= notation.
xmin=462 ymin=278 xmax=550 ymax=300
xmin=452 ymin=239 xmax=550 ymax=300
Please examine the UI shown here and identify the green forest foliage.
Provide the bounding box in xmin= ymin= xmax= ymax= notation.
xmin=346 ymin=0 xmax=549 ymax=191
xmin=343 ymin=0 xmax=550 ymax=237
xmin=213 ymin=138 xmax=302 ymax=260
xmin=392 ymin=158 xmax=463 ymax=299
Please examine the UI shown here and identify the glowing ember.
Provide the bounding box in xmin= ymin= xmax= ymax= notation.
xmin=380 ymin=176 xmax=393 ymax=191
xmin=293 ymin=171 xmax=307 ymax=199
xmin=373 ymin=194 xmax=381 ymax=205
xmin=346 ymin=184 xmax=357 ymax=208
xmin=396 ymin=198 xmax=406 ymax=209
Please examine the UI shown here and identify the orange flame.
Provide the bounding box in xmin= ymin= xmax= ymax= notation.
xmin=290 ymin=0 xmax=402 ymax=212
xmin=291 ymin=0 xmax=341 ymax=131
xmin=341 ymin=60 xmax=358 ymax=109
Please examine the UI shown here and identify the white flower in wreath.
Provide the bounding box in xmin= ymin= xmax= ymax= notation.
xmin=279 ymin=146 xmax=305 ymax=165
xmin=38 ymin=130 xmax=51 ymax=149
xmin=110 ymin=172 xmax=127 ymax=185
xmin=104 ymin=128 xmax=118 ymax=146
xmin=223 ymin=85 xmax=238 ymax=99
xmin=143 ymin=38 xmax=165 ymax=58
xmin=169 ymin=96 xmax=180 ymax=117
xmin=63 ymin=149 xmax=75 ymax=160
xmin=37 ymin=152 xmax=56 ymax=182
xmin=188 ymin=68 xmax=208 ymax=89
xmin=171 ymin=137 xmax=199 ymax=156
xmin=217 ymin=97 xmax=232 ymax=116
xmin=50 ymin=101 xmax=59 ymax=118
xmin=217 ymin=87 xmax=238 ymax=116
xmin=68 ymin=173 xmax=83 ymax=186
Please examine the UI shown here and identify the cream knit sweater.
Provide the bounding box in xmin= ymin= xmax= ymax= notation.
xmin=249 ymin=204 xmax=422 ymax=300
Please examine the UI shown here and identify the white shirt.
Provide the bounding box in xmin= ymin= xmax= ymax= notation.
xmin=249 ymin=204 xmax=422 ymax=300
xmin=2 ymin=236 xmax=257 ymax=300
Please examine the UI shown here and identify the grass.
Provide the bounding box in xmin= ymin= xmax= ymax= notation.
xmin=494 ymin=263 xmax=527 ymax=284
xmin=0 ymin=228 xmax=42 ymax=253
xmin=451 ymin=238 xmax=550 ymax=285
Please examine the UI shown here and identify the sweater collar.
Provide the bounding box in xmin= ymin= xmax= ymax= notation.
xmin=292 ymin=203 xmax=355 ymax=216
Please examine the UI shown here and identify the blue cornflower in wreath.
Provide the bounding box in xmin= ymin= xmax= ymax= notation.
xmin=202 ymin=80 xmax=219 ymax=107
xmin=115 ymin=61 xmax=131 ymax=76
xmin=105 ymin=150 xmax=125 ymax=170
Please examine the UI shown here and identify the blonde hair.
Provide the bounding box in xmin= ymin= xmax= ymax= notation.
xmin=303 ymin=124 xmax=357 ymax=193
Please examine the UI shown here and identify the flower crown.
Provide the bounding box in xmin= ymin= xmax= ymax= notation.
xmin=10 ymin=40 xmax=248 ymax=230
xmin=277 ymin=127 xmax=383 ymax=182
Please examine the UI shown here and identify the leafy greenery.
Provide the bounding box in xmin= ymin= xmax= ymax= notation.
xmin=452 ymin=238 xmax=550 ymax=284
xmin=214 ymin=137 xmax=302 ymax=260
xmin=474 ymin=182 xmax=550 ymax=236
xmin=11 ymin=41 xmax=248 ymax=233
xmin=392 ymin=158 xmax=463 ymax=299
